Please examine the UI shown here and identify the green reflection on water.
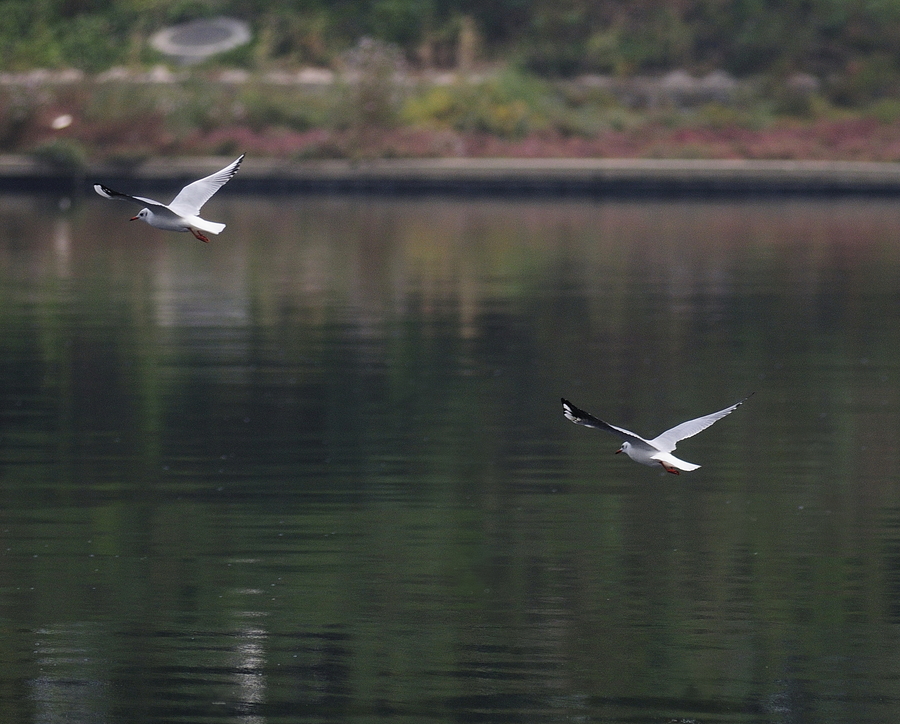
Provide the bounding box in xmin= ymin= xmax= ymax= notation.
xmin=1 ymin=194 xmax=900 ymax=722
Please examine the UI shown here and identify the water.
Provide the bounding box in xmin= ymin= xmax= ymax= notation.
xmin=2 ymin=192 xmax=900 ymax=723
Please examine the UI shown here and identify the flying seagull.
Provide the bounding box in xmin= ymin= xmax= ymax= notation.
xmin=94 ymin=154 xmax=244 ymax=242
xmin=561 ymin=394 xmax=752 ymax=474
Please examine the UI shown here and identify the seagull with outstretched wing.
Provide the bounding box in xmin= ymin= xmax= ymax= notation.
xmin=561 ymin=394 xmax=752 ymax=474
xmin=94 ymin=154 xmax=244 ymax=242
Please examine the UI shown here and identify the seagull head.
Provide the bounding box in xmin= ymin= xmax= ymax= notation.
xmin=131 ymin=208 xmax=151 ymax=222
xmin=616 ymin=441 xmax=630 ymax=455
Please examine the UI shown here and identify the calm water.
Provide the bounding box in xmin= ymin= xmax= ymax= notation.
xmin=2 ymin=192 xmax=900 ymax=723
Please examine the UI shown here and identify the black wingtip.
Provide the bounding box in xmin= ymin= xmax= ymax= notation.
xmin=227 ymin=154 xmax=245 ymax=179
xmin=93 ymin=183 xmax=114 ymax=199
xmin=561 ymin=398 xmax=584 ymax=423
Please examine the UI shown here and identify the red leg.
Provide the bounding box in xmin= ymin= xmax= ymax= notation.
xmin=660 ymin=462 xmax=680 ymax=475
xmin=190 ymin=228 xmax=210 ymax=243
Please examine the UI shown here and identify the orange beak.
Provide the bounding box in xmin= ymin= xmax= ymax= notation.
xmin=615 ymin=448 xmax=622 ymax=454
xmin=129 ymin=215 xmax=139 ymax=221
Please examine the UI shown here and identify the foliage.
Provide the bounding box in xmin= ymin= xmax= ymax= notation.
xmin=5 ymin=0 xmax=900 ymax=108
xmin=401 ymin=72 xmax=554 ymax=137
xmin=236 ymin=83 xmax=335 ymax=131
xmin=9 ymin=71 xmax=900 ymax=162
xmin=335 ymin=37 xmax=407 ymax=129
xmin=28 ymin=138 xmax=88 ymax=170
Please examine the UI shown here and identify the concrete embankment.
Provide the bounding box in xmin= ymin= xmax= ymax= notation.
xmin=5 ymin=155 xmax=900 ymax=196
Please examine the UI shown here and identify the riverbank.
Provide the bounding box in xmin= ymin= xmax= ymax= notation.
xmin=6 ymin=155 xmax=900 ymax=196
xmin=9 ymin=67 xmax=900 ymax=171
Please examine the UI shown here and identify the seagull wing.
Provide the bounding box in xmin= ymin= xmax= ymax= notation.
xmin=93 ymin=183 xmax=163 ymax=208
xmin=561 ymin=398 xmax=651 ymax=446
xmin=649 ymin=394 xmax=753 ymax=452
xmin=167 ymin=154 xmax=244 ymax=217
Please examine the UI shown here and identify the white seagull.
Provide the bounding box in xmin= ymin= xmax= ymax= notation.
xmin=561 ymin=395 xmax=752 ymax=474
xmin=94 ymin=154 xmax=244 ymax=242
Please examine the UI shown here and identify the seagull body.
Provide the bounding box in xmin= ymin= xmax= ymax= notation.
xmin=561 ymin=395 xmax=751 ymax=474
xmin=94 ymin=154 xmax=244 ymax=242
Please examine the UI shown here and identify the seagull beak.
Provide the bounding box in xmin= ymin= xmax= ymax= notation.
xmin=615 ymin=448 xmax=622 ymax=454
xmin=129 ymin=215 xmax=138 ymax=221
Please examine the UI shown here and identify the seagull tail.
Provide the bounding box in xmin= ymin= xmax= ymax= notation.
xmin=655 ymin=453 xmax=700 ymax=472
xmin=192 ymin=219 xmax=226 ymax=235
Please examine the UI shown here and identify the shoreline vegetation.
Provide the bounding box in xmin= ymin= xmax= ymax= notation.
xmin=8 ymin=2 xmax=900 ymax=169
xmin=6 ymin=63 xmax=900 ymax=169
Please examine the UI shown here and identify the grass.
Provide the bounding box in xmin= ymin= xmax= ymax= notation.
xmin=5 ymin=68 xmax=900 ymax=162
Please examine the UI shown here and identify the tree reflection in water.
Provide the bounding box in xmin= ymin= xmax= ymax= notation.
xmin=0 ymin=194 xmax=898 ymax=723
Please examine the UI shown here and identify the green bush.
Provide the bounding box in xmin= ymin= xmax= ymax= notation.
xmin=826 ymin=54 xmax=900 ymax=107
xmin=0 ymin=85 xmax=41 ymax=150
xmin=238 ymin=83 xmax=335 ymax=131
xmin=866 ymin=98 xmax=900 ymax=124
xmin=29 ymin=138 xmax=88 ymax=171
xmin=401 ymin=71 xmax=554 ymax=137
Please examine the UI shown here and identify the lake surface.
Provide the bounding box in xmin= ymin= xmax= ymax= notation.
xmin=2 ymin=191 xmax=900 ymax=723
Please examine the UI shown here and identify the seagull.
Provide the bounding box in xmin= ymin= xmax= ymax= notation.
xmin=94 ymin=154 xmax=244 ymax=242
xmin=561 ymin=394 xmax=752 ymax=474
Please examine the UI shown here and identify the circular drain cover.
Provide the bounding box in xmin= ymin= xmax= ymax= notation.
xmin=150 ymin=17 xmax=251 ymax=63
